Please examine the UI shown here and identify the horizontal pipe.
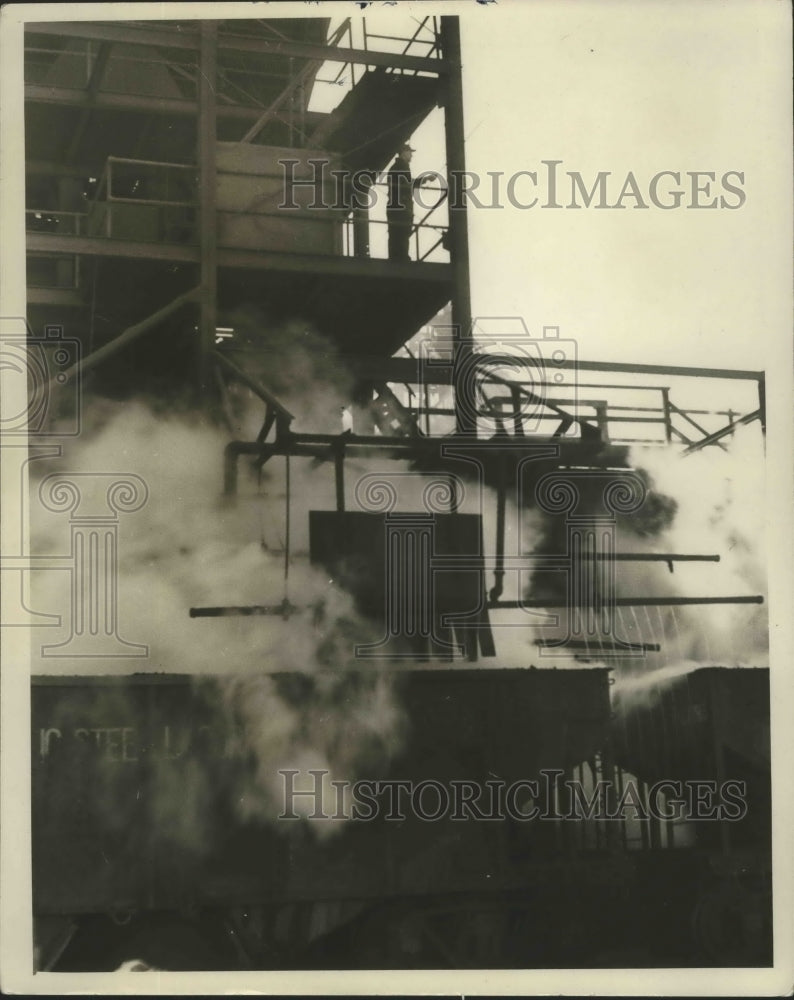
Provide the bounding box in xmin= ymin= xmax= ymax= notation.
xmin=489 ymin=595 xmax=763 ymax=609
xmin=224 ymin=433 xmax=626 ymax=458
xmin=597 ymin=554 xmax=720 ymax=562
xmin=190 ymin=601 xmax=299 ymax=618
xmin=535 ymin=640 xmax=662 ymax=653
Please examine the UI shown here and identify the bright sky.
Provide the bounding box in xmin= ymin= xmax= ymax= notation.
xmin=317 ymin=1 xmax=790 ymax=383
xmin=456 ymin=0 xmax=791 ymax=377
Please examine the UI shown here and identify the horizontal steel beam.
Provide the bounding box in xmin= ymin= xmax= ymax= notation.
xmin=26 ymin=232 xmax=453 ymax=282
xmin=27 ymin=22 xmax=446 ymax=73
xmin=27 ymin=231 xmax=199 ymax=262
xmin=25 ymin=84 xmax=327 ymax=127
xmin=27 ymin=21 xmax=201 ymax=51
xmin=217 ymin=245 xmax=452 ymax=281
xmin=26 ymin=287 xmax=84 ymax=307
xmin=27 ymin=83 xmax=206 ymax=117
xmin=554 ymin=358 xmax=764 ymax=382
xmin=343 ymin=355 xmax=766 ymax=386
xmin=27 ymin=160 xmax=97 ymax=177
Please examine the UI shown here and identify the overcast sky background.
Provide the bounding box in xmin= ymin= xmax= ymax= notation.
xmin=375 ymin=1 xmax=790 ymax=380
xmin=308 ymin=0 xmax=792 ymax=419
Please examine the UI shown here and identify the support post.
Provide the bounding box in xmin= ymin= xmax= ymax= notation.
xmin=334 ymin=443 xmax=346 ymax=511
xmin=440 ymin=17 xmax=475 ymax=436
xmin=660 ymin=387 xmax=673 ymax=444
xmin=198 ymin=21 xmax=217 ymax=392
xmin=489 ymin=454 xmax=507 ymax=603
xmin=66 ymin=42 xmax=112 ymax=163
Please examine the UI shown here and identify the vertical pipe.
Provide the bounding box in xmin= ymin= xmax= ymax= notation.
xmin=334 ymin=446 xmax=345 ymax=512
xmin=489 ymin=454 xmax=506 ymax=602
xmin=288 ymin=57 xmax=294 ymax=146
xmin=439 ymin=17 xmax=475 ymax=436
xmin=757 ymin=376 xmax=766 ymax=437
xmin=284 ymin=453 xmax=291 ymax=594
xmin=615 ymin=765 xmax=629 ymax=850
xmin=510 ymin=386 xmax=523 ymax=436
xmin=198 ymin=21 xmax=218 ymax=393
xmin=106 ymin=162 xmax=112 ymax=237
xmin=660 ymin=387 xmax=673 ymax=444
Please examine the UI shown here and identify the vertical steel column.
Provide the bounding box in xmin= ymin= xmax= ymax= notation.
xmin=334 ymin=444 xmax=345 ymax=512
xmin=198 ymin=22 xmax=218 ymax=392
xmin=439 ymin=17 xmax=475 ymax=436
xmin=660 ymin=387 xmax=673 ymax=444
xmin=488 ymin=454 xmax=507 ymax=603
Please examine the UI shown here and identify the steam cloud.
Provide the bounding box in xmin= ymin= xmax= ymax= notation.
xmin=28 ymin=321 xmax=767 ymax=853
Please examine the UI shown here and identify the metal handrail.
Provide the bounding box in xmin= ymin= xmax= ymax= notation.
xmin=26 ymin=209 xmax=85 ymax=235
xmin=362 ymin=14 xmax=442 ymax=64
xmin=390 ymin=368 xmax=758 ymax=447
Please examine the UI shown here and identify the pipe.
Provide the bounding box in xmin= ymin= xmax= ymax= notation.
xmin=212 ymin=351 xmax=294 ymax=426
xmin=224 ymin=441 xmax=271 ymax=495
xmin=334 ymin=441 xmax=346 ymax=512
xmin=489 ymin=454 xmax=507 ymax=603
xmin=535 ymin=639 xmax=662 ymax=653
xmin=52 ymin=286 xmax=199 ymax=387
xmin=603 ymin=554 xmax=719 ymax=562
xmin=489 ymin=595 xmax=763 ymax=609
xmin=190 ymin=599 xmax=299 ymax=618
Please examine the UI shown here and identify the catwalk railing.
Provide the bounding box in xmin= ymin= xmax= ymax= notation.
xmin=381 ymin=353 xmax=765 ymax=452
xmin=26 ymin=156 xmax=450 ymax=264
